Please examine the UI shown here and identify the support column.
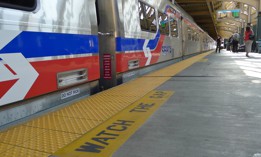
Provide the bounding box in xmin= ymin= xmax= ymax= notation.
xmin=255 ymin=1 xmax=261 ymax=53
xmin=258 ymin=12 xmax=261 ymax=40
xmin=258 ymin=1 xmax=261 ymax=40
xmin=240 ymin=22 xmax=244 ymax=45
xmin=247 ymin=5 xmax=251 ymax=24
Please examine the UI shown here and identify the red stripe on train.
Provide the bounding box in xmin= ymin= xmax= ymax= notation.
xmin=0 ymin=79 xmax=18 ymax=99
xmin=25 ymin=56 xmax=100 ymax=99
xmin=116 ymin=35 xmax=165 ymax=73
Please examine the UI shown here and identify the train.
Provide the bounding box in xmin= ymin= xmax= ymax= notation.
xmin=0 ymin=0 xmax=215 ymax=126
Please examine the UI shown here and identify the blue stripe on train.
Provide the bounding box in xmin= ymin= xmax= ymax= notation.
xmin=0 ymin=31 xmax=99 ymax=58
xmin=115 ymin=32 xmax=160 ymax=52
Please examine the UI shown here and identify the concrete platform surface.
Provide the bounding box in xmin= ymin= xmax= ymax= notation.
xmin=113 ymin=50 xmax=261 ymax=157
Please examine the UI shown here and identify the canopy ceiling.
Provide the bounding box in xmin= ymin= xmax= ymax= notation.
xmin=173 ymin=0 xmax=258 ymax=39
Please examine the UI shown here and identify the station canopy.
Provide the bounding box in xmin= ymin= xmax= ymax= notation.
xmin=173 ymin=0 xmax=258 ymax=39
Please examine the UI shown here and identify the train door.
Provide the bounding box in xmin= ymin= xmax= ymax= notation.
xmin=200 ymin=33 xmax=204 ymax=52
xmin=181 ymin=17 xmax=186 ymax=58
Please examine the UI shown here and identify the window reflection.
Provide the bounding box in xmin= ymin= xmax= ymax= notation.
xmin=139 ymin=1 xmax=157 ymax=33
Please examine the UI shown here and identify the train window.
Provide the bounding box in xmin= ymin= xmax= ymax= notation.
xmin=195 ymin=33 xmax=199 ymax=41
xmin=158 ymin=12 xmax=169 ymax=35
xmin=194 ymin=32 xmax=199 ymax=41
xmin=193 ymin=31 xmax=197 ymax=41
xmin=188 ymin=34 xmax=191 ymax=40
xmin=138 ymin=1 xmax=157 ymax=33
xmin=170 ymin=18 xmax=178 ymax=37
xmin=193 ymin=32 xmax=197 ymax=41
xmin=0 ymin=0 xmax=37 ymax=11
xmin=187 ymin=28 xmax=192 ymax=40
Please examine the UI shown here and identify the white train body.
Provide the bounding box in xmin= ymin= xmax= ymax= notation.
xmin=0 ymin=0 xmax=215 ymax=125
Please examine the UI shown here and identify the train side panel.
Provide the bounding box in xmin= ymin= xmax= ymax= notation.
xmin=182 ymin=19 xmax=203 ymax=56
xmin=98 ymin=0 xmax=214 ymax=89
xmin=0 ymin=0 xmax=99 ymax=106
xmin=115 ymin=0 xmax=183 ymax=73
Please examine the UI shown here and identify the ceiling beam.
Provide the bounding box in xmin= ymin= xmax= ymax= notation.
xmin=179 ymin=6 xmax=208 ymax=11
xmin=174 ymin=0 xmax=218 ymax=39
xmin=218 ymin=29 xmax=235 ymax=34
xmin=188 ymin=11 xmax=211 ymax=16
xmin=217 ymin=26 xmax=238 ymax=32
xmin=176 ymin=0 xmax=207 ymax=3
xmin=207 ymin=0 xmax=258 ymax=8
xmin=216 ymin=23 xmax=239 ymax=30
xmin=195 ymin=19 xmax=214 ymax=23
xmin=206 ymin=1 xmax=218 ymax=38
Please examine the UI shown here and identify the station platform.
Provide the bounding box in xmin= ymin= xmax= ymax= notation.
xmin=1 ymin=50 xmax=261 ymax=157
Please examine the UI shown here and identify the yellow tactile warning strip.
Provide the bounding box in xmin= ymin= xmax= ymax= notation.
xmin=18 ymin=130 xmax=81 ymax=154
xmin=0 ymin=143 xmax=13 ymax=154
xmin=0 ymin=125 xmax=46 ymax=145
xmin=146 ymin=52 xmax=212 ymax=77
xmin=0 ymin=51 xmax=213 ymax=157
xmin=198 ymin=58 xmax=208 ymax=62
xmin=25 ymin=114 xmax=101 ymax=134
xmin=53 ymin=90 xmax=174 ymax=157
xmin=1 ymin=146 xmax=50 ymax=157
